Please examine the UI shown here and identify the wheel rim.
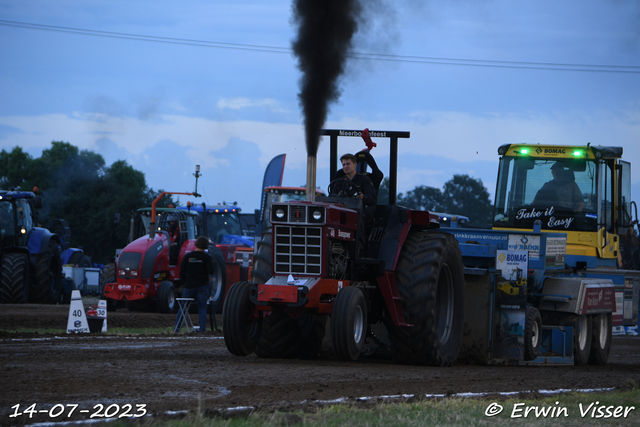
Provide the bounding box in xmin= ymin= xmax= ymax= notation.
xmin=578 ymin=315 xmax=588 ymax=349
xmin=168 ymin=290 xmax=175 ymax=309
xmin=353 ymin=304 xmax=364 ymax=344
xmin=598 ymin=314 xmax=609 ymax=348
xmin=210 ymin=262 xmax=224 ymax=301
xmin=531 ymin=318 xmax=540 ymax=348
xmin=436 ymin=264 xmax=454 ymax=345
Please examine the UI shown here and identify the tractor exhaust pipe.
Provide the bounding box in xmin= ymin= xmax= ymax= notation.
xmin=306 ymin=155 xmax=316 ymax=202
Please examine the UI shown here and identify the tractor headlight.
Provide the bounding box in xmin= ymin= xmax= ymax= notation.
xmin=271 ymin=205 xmax=288 ymax=223
xmin=308 ymin=207 xmax=325 ymax=224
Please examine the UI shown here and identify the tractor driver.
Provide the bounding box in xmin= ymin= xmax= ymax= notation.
xmin=331 ymin=153 xmax=378 ymax=213
xmin=330 ymin=153 xmax=378 ymax=257
xmin=168 ymin=215 xmax=180 ymax=245
xmin=532 ymin=162 xmax=584 ymax=212
xmin=167 ymin=214 xmax=180 ymax=264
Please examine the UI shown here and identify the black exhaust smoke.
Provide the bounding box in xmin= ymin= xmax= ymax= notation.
xmin=292 ymin=0 xmax=362 ymax=200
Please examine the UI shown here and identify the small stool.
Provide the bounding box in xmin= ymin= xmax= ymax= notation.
xmin=174 ymin=298 xmax=195 ymax=333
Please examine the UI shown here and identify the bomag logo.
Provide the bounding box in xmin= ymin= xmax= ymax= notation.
xmin=544 ymin=148 xmax=566 ymax=154
xmin=506 ymin=254 xmax=527 ymax=262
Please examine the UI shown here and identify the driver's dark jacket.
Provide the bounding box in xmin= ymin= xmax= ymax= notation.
xmin=332 ymin=173 xmax=377 ymax=207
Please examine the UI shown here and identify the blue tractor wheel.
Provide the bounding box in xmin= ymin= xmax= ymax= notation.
xmin=31 ymin=241 xmax=63 ymax=304
xmin=0 ymin=253 xmax=29 ymax=304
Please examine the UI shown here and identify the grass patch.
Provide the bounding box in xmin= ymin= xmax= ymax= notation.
xmin=103 ymin=389 xmax=640 ymax=427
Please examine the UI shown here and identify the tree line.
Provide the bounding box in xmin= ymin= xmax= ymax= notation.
xmin=2 ymin=141 xmax=494 ymax=263
xmin=0 ymin=142 xmax=175 ymax=264
xmin=378 ymin=175 xmax=494 ymax=228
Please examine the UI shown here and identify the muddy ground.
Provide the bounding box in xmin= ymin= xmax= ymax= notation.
xmin=1 ymin=303 xmax=639 ymax=425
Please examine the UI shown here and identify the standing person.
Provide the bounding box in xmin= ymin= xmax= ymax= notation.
xmin=176 ymin=236 xmax=214 ymax=333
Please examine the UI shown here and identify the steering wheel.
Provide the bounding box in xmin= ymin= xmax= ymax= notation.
xmin=328 ymin=179 xmax=359 ymax=197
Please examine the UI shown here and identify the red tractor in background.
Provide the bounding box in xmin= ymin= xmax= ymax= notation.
xmin=103 ymin=172 xmax=253 ymax=314
xmin=223 ymin=129 xmax=466 ymax=365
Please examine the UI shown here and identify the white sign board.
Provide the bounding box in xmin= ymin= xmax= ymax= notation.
xmin=496 ymin=250 xmax=529 ymax=281
xmin=508 ymin=235 xmax=541 ymax=261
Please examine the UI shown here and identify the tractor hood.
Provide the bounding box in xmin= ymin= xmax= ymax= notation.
xmin=117 ymin=233 xmax=168 ymax=280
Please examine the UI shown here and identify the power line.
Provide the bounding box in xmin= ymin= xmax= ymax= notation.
xmin=2 ymin=19 xmax=639 ymax=74
xmin=0 ymin=20 xmax=291 ymax=54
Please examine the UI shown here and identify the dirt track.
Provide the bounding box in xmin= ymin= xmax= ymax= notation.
xmin=1 ymin=303 xmax=640 ymax=425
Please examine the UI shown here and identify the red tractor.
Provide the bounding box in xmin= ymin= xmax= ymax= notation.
xmin=103 ymin=186 xmax=253 ymax=314
xmin=223 ymin=129 xmax=466 ymax=365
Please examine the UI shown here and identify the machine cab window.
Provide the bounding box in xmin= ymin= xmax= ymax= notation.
xmin=493 ymin=155 xmax=601 ymax=232
xmin=0 ymin=201 xmax=15 ymax=236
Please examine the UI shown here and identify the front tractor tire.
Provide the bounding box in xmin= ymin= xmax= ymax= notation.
xmin=32 ymin=241 xmax=63 ymax=304
xmin=208 ymin=248 xmax=227 ymax=314
xmin=574 ymin=314 xmax=593 ymax=366
xmin=157 ymin=281 xmax=176 ymax=314
xmin=387 ymin=231 xmax=465 ymax=366
xmin=0 ymin=253 xmax=29 ymax=303
xmin=331 ymin=286 xmax=368 ymax=361
xmin=99 ymin=263 xmax=119 ymax=311
xmin=223 ymin=281 xmax=262 ymax=356
xmin=588 ymin=313 xmax=612 ymax=365
xmin=524 ymin=307 xmax=542 ymax=361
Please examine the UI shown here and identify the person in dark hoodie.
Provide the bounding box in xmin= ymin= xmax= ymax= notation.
xmin=176 ymin=235 xmax=214 ymax=333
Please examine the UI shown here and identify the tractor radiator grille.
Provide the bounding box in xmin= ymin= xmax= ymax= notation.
xmin=274 ymin=226 xmax=322 ymax=275
xmin=289 ymin=205 xmax=307 ymax=223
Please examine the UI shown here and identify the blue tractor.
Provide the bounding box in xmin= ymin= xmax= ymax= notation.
xmin=0 ymin=188 xmax=84 ymax=304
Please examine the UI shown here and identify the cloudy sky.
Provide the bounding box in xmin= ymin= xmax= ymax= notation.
xmin=1 ymin=0 xmax=639 ymax=213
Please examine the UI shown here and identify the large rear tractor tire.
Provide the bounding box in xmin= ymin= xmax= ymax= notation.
xmin=297 ymin=313 xmax=328 ymax=359
xmin=67 ymin=252 xmax=91 ymax=268
xmin=574 ymin=314 xmax=593 ymax=366
xmin=255 ymin=311 xmax=327 ymax=359
xmin=99 ymin=263 xmax=119 ymax=311
xmin=223 ymin=281 xmax=262 ymax=356
xmin=32 ymin=241 xmax=63 ymax=304
xmin=208 ymin=247 xmax=227 ymax=314
xmin=0 ymin=253 xmax=29 ymax=303
xmin=251 ymin=233 xmax=272 ymax=284
xmin=255 ymin=310 xmax=300 ymax=358
xmin=588 ymin=313 xmax=612 ymax=365
xmin=387 ymin=231 xmax=465 ymax=366
xmin=524 ymin=307 xmax=542 ymax=361
xmin=331 ymin=286 xmax=368 ymax=361
xmin=157 ymin=281 xmax=176 ymax=313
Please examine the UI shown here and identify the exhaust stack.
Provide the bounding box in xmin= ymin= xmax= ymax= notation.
xmin=306 ymin=155 xmax=316 ymax=202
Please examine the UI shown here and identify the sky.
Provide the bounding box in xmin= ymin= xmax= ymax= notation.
xmin=1 ymin=0 xmax=639 ymax=214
